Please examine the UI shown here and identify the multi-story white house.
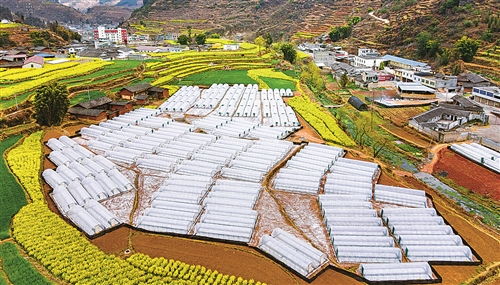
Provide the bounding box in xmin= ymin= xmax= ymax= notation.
xmin=93 ymin=26 xmax=128 ymax=44
xmin=352 ymin=49 xmax=385 ymax=69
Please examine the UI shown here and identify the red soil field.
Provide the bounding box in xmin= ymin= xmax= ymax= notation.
xmin=433 ymin=148 xmax=500 ymax=201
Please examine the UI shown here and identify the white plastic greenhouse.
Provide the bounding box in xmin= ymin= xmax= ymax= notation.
xmin=359 ymin=262 xmax=434 ymax=281
xmin=335 ymin=246 xmax=402 ymax=263
xmin=403 ymin=245 xmax=473 ymax=262
xmin=450 ymin=142 xmax=499 ymax=172
xmin=258 ymin=228 xmax=328 ymax=277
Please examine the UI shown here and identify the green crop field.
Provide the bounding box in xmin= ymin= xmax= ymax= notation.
xmin=0 ymin=135 xmax=26 ymax=239
xmin=260 ymin=76 xmax=296 ymax=90
xmin=0 ymin=242 xmax=51 ymax=285
xmin=70 ymin=90 xmax=107 ymax=106
xmin=62 ymin=60 xmax=141 ymax=85
xmin=175 ymin=70 xmax=258 ymax=85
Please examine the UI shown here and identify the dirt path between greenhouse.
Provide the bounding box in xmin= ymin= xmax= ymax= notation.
xmin=420 ymin=143 xmax=449 ymax=173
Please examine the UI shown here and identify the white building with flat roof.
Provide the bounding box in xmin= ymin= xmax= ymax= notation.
xmin=472 ymin=86 xmax=500 ymax=108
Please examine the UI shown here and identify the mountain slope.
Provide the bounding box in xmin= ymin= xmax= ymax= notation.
xmin=0 ymin=0 xmax=87 ymax=24
xmin=126 ymin=0 xmax=381 ymax=38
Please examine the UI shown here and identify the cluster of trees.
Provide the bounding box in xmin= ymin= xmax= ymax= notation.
xmin=33 ymin=83 xmax=69 ymax=126
xmin=177 ymin=26 xmax=209 ymax=45
xmin=328 ymin=16 xmax=362 ymax=42
xmin=416 ymin=32 xmax=480 ymax=65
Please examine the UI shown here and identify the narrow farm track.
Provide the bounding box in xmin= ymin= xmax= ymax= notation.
xmin=420 ymin=143 xmax=449 ymax=173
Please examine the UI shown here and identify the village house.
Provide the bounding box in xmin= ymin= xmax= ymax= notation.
xmin=472 ymin=86 xmax=499 ymax=109
xmin=381 ymin=55 xmax=431 ymax=71
xmin=68 ymin=97 xmax=133 ymax=121
xmin=165 ymin=32 xmax=180 ymax=41
xmin=396 ymin=82 xmax=436 ymax=99
xmin=414 ymin=72 xmax=458 ymax=92
xmin=457 ymin=72 xmax=492 ymax=92
xmin=409 ymin=96 xmax=487 ymax=141
xmin=118 ymin=83 xmax=169 ymax=103
xmin=32 ymin=46 xmax=52 ymax=53
xmin=313 ymin=50 xmax=336 ymax=67
xmin=223 ymin=44 xmax=240 ymax=51
xmin=352 ymin=50 xmax=385 ymax=69
xmin=22 ymin=56 xmax=44 ymax=68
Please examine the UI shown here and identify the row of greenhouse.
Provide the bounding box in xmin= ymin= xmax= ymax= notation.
xmin=43 ymin=136 xmax=129 ymax=236
xmin=380 ymin=208 xmax=474 ymax=262
xmin=273 ymin=143 xmax=344 ymax=194
xmin=159 ymin=85 xmax=201 ymax=113
xmin=319 ymin=192 xmax=402 ymax=264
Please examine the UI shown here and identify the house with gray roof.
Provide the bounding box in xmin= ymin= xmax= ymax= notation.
xmin=409 ymin=96 xmax=487 ymax=141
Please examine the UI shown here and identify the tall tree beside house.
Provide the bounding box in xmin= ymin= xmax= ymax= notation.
xmin=264 ymin=32 xmax=273 ymax=49
xmin=195 ymin=33 xmax=207 ymax=45
xmin=280 ymin=43 xmax=297 ymax=64
xmin=454 ymin=36 xmax=480 ymax=62
xmin=177 ymin=34 xmax=190 ymax=45
xmin=339 ymin=73 xmax=349 ymax=89
xmin=34 ymin=83 xmax=69 ymax=127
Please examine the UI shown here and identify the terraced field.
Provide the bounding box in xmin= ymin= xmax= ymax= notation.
xmin=0 ymin=60 xmax=144 ymax=113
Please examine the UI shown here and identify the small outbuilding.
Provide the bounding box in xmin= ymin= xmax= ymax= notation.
xmin=68 ymin=97 xmax=132 ymax=121
xmin=22 ymin=56 xmax=44 ymax=68
xmin=118 ymin=83 xmax=169 ymax=102
xmin=348 ymin=96 xmax=368 ymax=111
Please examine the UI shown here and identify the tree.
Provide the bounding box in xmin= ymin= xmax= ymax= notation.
xmin=0 ymin=32 xmax=12 ymax=47
xmin=339 ymin=73 xmax=349 ymax=89
xmin=194 ymin=33 xmax=206 ymax=45
xmin=372 ymin=137 xmax=390 ymax=158
xmin=254 ymin=36 xmax=265 ymax=55
xmin=34 ymin=83 xmax=69 ymax=126
xmin=328 ymin=25 xmax=352 ymax=42
xmin=415 ymin=32 xmax=440 ymax=58
xmin=436 ymin=48 xmax=452 ymax=67
xmin=280 ymin=43 xmax=297 ymax=64
xmin=263 ymin=32 xmax=273 ymax=49
xmin=177 ymin=34 xmax=190 ymax=45
xmin=454 ymin=36 xmax=480 ymax=62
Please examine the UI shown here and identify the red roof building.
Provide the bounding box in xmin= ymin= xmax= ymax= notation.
xmin=22 ymin=56 xmax=44 ymax=68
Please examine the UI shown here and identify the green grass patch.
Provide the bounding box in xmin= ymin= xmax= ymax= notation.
xmin=279 ymin=69 xmax=300 ymax=79
xmin=259 ymin=76 xmax=296 ymax=90
xmin=175 ymin=70 xmax=258 ymax=85
xmin=70 ymin=90 xmax=107 ymax=106
xmin=0 ymin=135 xmax=26 ymax=239
xmin=325 ymin=73 xmax=335 ymax=83
xmin=0 ymin=242 xmax=51 ymax=285
xmin=0 ymin=274 xmax=7 ymax=285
